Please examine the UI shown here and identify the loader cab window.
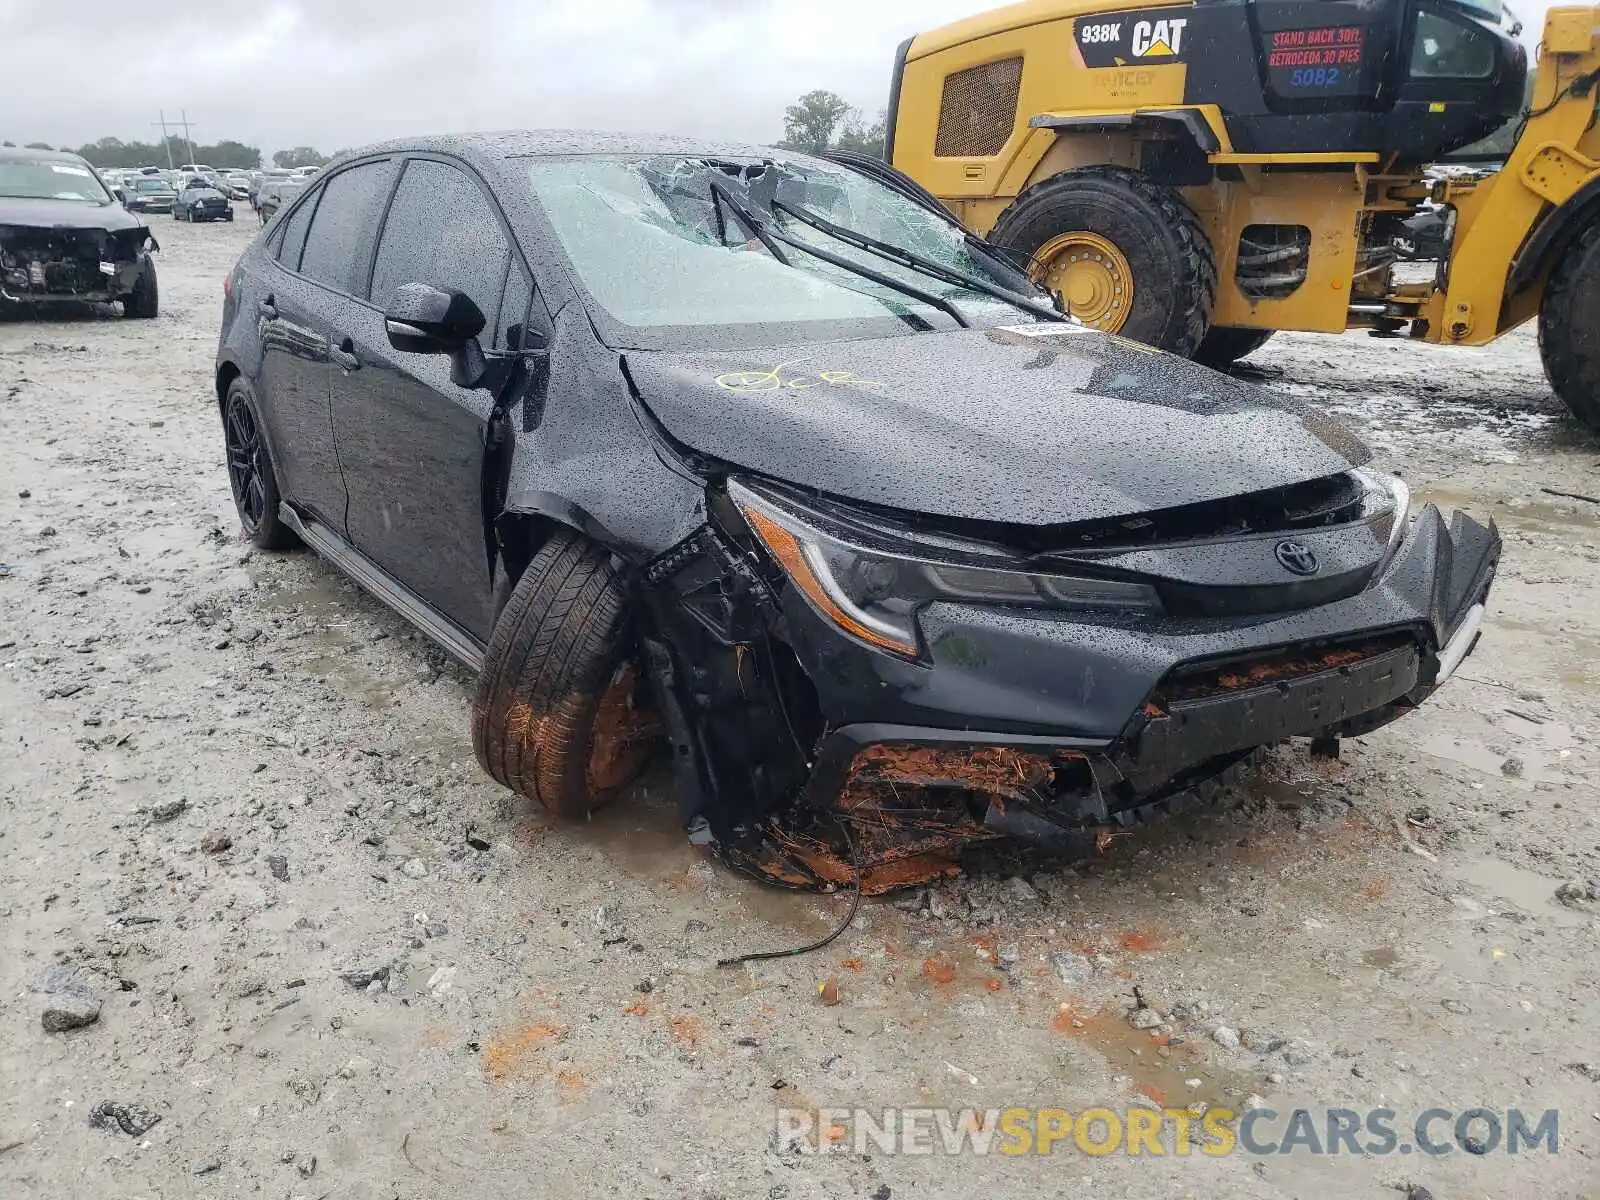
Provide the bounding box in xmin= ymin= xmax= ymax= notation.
xmin=1409 ymin=6 xmax=1497 ymax=79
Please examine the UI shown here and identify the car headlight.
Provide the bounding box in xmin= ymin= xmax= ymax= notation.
xmin=1353 ymin=466 xmax=1411 ymax=560
xmin=728 ymin=480 xmax=1161 ymax=660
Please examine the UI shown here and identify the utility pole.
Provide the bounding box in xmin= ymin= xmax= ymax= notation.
xmin=152 ymin=111 xmax=175 ymax=169
xmin=177 ymin=110 xmax=197 ymax=168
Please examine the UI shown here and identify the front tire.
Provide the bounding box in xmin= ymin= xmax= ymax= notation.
xmin=1195 ymin=326 xmax=1275 ymax=368
xmin=989 ymin=165 xmax=1216 ymax=355
xmin=1539 ymin=222 xmax=1600 ymax=434
xmin=123 ymin=262 xmax=158 ymax=319
xmin=472 ymin=532 xmax=656 ymax=819
xmin=223 ymin=380 xmax=298 ymax=550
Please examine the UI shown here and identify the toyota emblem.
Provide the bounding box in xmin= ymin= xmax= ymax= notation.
xmin=1274 ymin=540 xmax=1320 ymax=576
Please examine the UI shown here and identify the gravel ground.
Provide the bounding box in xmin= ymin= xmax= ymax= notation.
xmin=2 ymin=218 xmax=1599 ymax=1200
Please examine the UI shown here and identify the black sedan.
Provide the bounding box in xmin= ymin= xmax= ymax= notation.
xmin=214 ymin=132 xmax=1498 ymax=891
xmin=123 ymin=177 xmax=178 ymax=215
xmin=175 ymin=180 xmax=234 ymax=222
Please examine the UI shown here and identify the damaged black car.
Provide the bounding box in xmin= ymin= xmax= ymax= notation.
xmin=215 ymin=132 xmax=1498 ymax=892
xmin=0 ymin=148 xmax=159 ymax=317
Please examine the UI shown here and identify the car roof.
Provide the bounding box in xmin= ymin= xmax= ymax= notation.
xmin=0 ymin=147 xmax=95 ymax=166
xmin=348 ymin=129 xmax=787 ymax=164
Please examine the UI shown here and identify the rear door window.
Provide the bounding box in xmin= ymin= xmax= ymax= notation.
xmin=296 ymin=160 xmax=398 ymax=295
xmin=369 ymin=158 xmax=511 ymax=328
xmin=276 ymin=192 xmax=318 ymax=272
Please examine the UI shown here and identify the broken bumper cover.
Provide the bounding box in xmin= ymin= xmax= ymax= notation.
xmin=0 ymin=224 xmax=152 ymax=303
xmin=787 ymin=504 xmax=1496 ymax=835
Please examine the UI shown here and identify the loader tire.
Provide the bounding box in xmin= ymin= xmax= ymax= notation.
xmin=471 ymin=531 xmax=655 ymax=819
xmin=1195 ymin=326 xmax=1274 ymax=367
xmin=1539 ymin=222 xmax=1600 ymax=435
xmin=989 ymin=165 xmax=1216 ymax=356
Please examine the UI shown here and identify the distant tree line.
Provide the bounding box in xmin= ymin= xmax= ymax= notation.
xmin=0 ymin=136 xmax=338 ymax=171
xmin=776 ymin=90 xmax=887 ymax=160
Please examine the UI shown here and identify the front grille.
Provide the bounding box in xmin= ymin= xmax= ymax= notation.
xmin=935 ymin=57 xmax=1024 ymax=158
xmin=1047 ymin=472 xmax=1367 ymax=551
xmin=1152 ymin=632 xmax=1415 ymax=707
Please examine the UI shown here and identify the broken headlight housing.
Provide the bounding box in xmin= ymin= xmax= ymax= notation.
xmin=1353 ymin=466 xmax=1411 ymax=565
xmin=729 ymin=479 xmax=1161 ymax=659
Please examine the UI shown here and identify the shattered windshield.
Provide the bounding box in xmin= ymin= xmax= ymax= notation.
xmin=0 ymin=159 xmax=113 ymax=204
xmin=524 ymin=154 xmax=1043 ymax=348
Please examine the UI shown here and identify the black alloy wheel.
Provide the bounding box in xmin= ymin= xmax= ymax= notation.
xmin=223 ymin=383 xmax=298 ymax=549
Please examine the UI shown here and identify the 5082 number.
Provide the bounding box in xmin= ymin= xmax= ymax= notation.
xmin=1290 ymin=66 xmax=1342 ymax=88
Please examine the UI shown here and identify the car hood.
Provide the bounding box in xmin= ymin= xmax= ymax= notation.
xmin=0 ymin=196 xmax=147 ymax=233
xmin=622 ymin=324 xmax=1370 ymax=525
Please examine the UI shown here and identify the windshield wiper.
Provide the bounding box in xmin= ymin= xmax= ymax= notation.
xmin=709 ymin=178 xmax=791 ymax=265
xmin=708 ymin=177 xmax=971 ymax=329
xmin=771 ymin=197 xmax=1066 ymax=325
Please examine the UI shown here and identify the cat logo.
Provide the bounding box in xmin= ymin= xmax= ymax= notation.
xmin=1075 ymin=8 xmax=1192 ymax=67
xmin=1131 ymin=17 xmax=1187 ymax=58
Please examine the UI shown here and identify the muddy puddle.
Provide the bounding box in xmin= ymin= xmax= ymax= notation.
xmin=1444 ymin=853 xmax=1590 ymax=929
xmin=1416 ymin=711 xmax=1578 ymax=786
xmin=1053 ymin=1004 xmax=1263 ymax=1111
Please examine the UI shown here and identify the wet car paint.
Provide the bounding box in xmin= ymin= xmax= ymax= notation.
xmin=215 ymin=131 xmax=1500 ymax=887
xmin=624 ymin=325 xmax=1370 ymax=525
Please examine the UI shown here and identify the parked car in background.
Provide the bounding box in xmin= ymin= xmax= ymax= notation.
xmin=213 ymin=132 xmax=1500 ymax=887
xmin=221 ymin=173 xmax=252 ymax=201
xmin=0 ymin=146 xmax=159 ymax=317
xmin=255 ymin=177 xmax=305 ymax=224
xmin=123 ymin=176 xmax=179 ymax=215
xmin=251 ymin=169 xmax=292 ymax=212
xmin=174 ymin=179 xmax=234 ymax=222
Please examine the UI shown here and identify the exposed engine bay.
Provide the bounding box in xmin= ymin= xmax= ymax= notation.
xmin=0 ymin=224 xmax=155 ymax=303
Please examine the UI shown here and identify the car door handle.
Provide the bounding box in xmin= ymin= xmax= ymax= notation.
xmin=331 ymin=339 xmax=361 ymax=372
xmin=258 ymin=296 xmax=278 ymax=320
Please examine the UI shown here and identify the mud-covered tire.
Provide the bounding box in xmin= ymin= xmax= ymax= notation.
xmin=1539 ymin=222 xmax=1600 ymax=435
xmin=1195 ymin=326 xmax=1274 ymax=367
xmin=989 ymin=165 xmax=1216 ymax=355
xmin=123 ymin=262 xmax=158 ymax=319
xmin=472 ymin=531 xmax=652 ymax=819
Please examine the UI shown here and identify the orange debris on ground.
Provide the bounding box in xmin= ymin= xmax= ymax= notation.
xmin=671 ymin=1014 xmax=704 ymax=1047
xmin=484 ymin=1023 xmax=561 ymax=1080
xmin=622 ymin=1000 xmax=649 ymax=1016
xmin=555 ymin=1068 xmax=586 ymax=1094
xmin=970 ymin=932 xmax=999 ymax=965
xmin=922 ymin=953 xmax=957 ymax=985
xmin=1117 ymin=929 xmax=1162 ymax=953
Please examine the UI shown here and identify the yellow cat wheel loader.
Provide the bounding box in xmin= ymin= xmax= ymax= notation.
xmin=884 ymin=0 xmax=1600 ymax=431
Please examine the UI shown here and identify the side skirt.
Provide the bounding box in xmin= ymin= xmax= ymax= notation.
xmin=278 ymin=503 xmax=486 ymax=673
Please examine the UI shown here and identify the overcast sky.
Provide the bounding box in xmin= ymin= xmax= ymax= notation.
xmin=6 ymin=0 xmax=1558 ymax=157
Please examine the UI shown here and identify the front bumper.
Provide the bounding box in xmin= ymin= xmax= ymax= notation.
xmin=786 ymin=504 xmax=1497 ymax=832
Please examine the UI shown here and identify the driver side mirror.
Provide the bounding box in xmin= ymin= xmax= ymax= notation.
xmin=384 ymin=283 xmax=486 ymax=355
xmin=113 ymin=187 xmax=128 ymax=206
